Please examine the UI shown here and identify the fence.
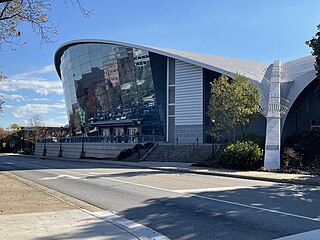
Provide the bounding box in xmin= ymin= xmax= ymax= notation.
xmin=38 ymin=134 xmax=165 ymax=144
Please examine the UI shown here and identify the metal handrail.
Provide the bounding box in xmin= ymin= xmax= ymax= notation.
xmin=37 ymin=134 xmax=165 ymax=144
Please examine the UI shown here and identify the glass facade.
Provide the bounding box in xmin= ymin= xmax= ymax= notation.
xmin=59 ymin=43 xmax=166 ymax=137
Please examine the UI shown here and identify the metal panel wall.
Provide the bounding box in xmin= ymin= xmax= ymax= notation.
xmin=175 ymin=60 xmax=203 ymax=143
xmin=175 ymin=60 xmax=203 ymax=125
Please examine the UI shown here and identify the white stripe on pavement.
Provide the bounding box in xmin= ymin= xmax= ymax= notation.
xmin=173 ymin=186 xmax=256 ymax=193
xmin=3 ymin=161 xmax=15 ymax=165
xmin=274 ymin=228 xmax=320 ymax=240
xmin=6 ymin=160 xmax=320 ymax=223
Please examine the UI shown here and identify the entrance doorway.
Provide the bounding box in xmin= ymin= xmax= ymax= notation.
xmin=114 ymin=127 xmax=124 ymax=143
xmin=102 ymin=128 xmax=110 ymax=136
xmin=128 ymin=127 xmax=138 ymax=142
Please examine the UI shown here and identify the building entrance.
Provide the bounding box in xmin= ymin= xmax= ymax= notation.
xmin=114 ymin=127 xmax=124 ymax=142
xmin=128 ymin=127 xmax=138 ymax=142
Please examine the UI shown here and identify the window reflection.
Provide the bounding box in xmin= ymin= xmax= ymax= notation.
xmin=60 ymin=43 xmax=165 ymax=137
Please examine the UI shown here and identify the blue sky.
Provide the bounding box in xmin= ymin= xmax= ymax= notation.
xmin=0 ymin=0 xmax=319 ymax=128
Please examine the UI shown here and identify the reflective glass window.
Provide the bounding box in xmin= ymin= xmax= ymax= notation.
xmin=89 ymin=49 xmax=102 ymax=60
xmin=78 ymin=45 xmax=88 ymax=56
xmin=79 ymin=53 xmax=90 ymax=64
xmin=59 ymin=43 xmax=166 ymax=136
xmin=80 ymin=62 xmax=91 ymax=74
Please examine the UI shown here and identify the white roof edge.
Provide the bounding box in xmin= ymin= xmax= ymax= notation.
xmin=283 ymin=55 xmax=316 ymax=81
xmin=54 ymin=39 xmax=314 ymax=83
xmin=283 ymin=55 xmax=315 ymax=65
xmin=54 ymin=39 xmax=269 ymax=82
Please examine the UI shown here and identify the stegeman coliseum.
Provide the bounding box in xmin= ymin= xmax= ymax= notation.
xmin=54 ymin=39 xmax=319 ymax=169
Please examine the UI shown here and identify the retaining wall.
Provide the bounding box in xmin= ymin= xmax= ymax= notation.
xmin=34 ymin=142 xmax=135 ymax=159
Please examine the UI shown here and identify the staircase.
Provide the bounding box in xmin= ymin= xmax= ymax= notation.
xmin=145 ymin=143 xmax=212 ymax=163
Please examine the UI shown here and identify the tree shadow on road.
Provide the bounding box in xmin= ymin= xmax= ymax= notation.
xmin=118 ymin=183 xmax=320 ymax=239
xmin=28 ymin=183 xmax=320 ymax=240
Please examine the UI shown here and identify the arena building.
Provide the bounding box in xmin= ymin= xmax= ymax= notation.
xmin=54 ymin=39 xmax=319 ymax=169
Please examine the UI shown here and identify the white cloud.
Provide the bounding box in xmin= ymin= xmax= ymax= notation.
xmin=12 ymin=103 xmax=66 ymax=118
xmin=30 ymin=97 xmax=50 ymax=101
xmin=3 ymin=104 xmax=15 ymax=109
xmin=55 ymin=115 xmax=67 ymax=119
xmin=0 ymin=93 xmax=51 ymax=102
xmin=0 ymin=78 xmax=63 ymax=95
xmin=12 ymin=65 xmax=55 ymax=78
xmin=44 ymin=118 xmax=68 ymax=127
xmin=0 ymin=65 xmax=63 ymax=95
xmin=0 ymin=93 xmax=25 ymax=102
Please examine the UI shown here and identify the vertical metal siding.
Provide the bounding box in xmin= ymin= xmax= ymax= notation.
xmin=175 ymin=60 xmax=203 ymax=125
xmin=167 ymin=57 xmax=176 ymax=142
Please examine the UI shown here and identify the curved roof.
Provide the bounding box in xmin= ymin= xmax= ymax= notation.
xmin=283 ymin=55 xmax=316 ymax=81
xmin=54 ymin=39 xmax=269 ymax=82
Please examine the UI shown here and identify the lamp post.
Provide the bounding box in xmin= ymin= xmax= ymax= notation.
xmin=80 ymin=123 xmax=85 ymax=158
xmin=211 ymin=120 xmax=215 ymax=162
xmin=20 ymin=130 xmax=23 ymax=154
xmin=137 ymin=120 xmax=141 ymax=159
xmin=58 ymin=126 xmax=63 ymax=157
xmin=20 ymin=137 xmax=23 ymax=153
xmin=42 ymin=128 xmax=47 ymax=156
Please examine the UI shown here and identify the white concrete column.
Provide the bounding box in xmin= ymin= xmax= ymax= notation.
xmin=264 ymin=61 xmax=282 ymax=169
xmin=264 ymin=118 xmax=281 ymax=169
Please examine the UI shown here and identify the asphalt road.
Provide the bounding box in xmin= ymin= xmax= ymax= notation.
xmin=1 ymin=155 xmax=319 ymax=240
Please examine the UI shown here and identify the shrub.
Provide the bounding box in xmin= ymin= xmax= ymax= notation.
xmin=281 ymin=147 xmax=303 ymax=169
xmin=218 ymin=140 xmax=264 ymax=170
xmin=282 ymin=131 xmax=320 ymax=174
xmin=239 ymin=134 xmax=265 ymax=149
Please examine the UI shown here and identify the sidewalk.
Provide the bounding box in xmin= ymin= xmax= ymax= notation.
xmin=0 ymin=172 xmax=168 ymax=240
xmin=28 ymin=154 xmax=320 ymax=186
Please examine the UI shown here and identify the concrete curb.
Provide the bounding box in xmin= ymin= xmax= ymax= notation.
xmin=166 ymin=168 xmax=320 ymax=186
xmin=17 ymin=154 xmax=320 ymax=187
xmin=0 ymin=161 xmax=169 ymax=240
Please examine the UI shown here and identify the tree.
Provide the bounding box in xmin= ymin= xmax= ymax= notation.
xmin=10 ymin=123 xmax=21 ymax=132
xmin=28 ymin=114 xmax=44 ymax=143
xmin=0 ymin=0 xmax=90 ymax=110
xmin=306 ymin=24 xmax=320 ymax=93
xmin=208 ymin=74 xmax=261 ymax=142
xmin=0 ymin=127 xmax=5 ymax=139
xmin=0 ymin=124 xmax=20 ymax=152
xmin=0 ymin=0 xmax=90 ymax=47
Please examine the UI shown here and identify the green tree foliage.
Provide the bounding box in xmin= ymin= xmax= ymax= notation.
xmin=10 ymin=123 xmax=21 ymax=131
xmin=0 ymin=124 xmax=20 ymax=152
xmin=306 ymin=24 xmax=320 ymax=93
xmin=208 ymin=74 xmax=261 ymax=141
